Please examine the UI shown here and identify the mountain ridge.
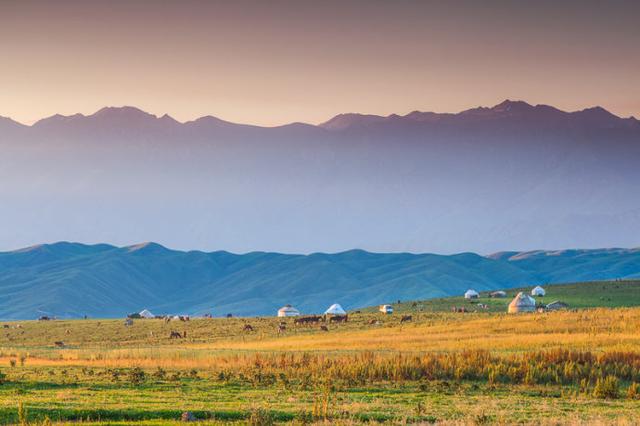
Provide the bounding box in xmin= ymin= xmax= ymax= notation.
xmin=4 ymin=100 xmax=638 ymax=131
xmin=1 ymin=241 xmax=639 ymax=320
xmin=1 ymin=98 xmax=639 ymax=255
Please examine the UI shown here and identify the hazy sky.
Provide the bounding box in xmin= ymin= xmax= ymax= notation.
xmin=1 ymin=0 xmax=639 ymax=126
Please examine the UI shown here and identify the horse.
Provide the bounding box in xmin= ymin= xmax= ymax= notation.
xmin=400 ymin=315 xmax=412 ymax=324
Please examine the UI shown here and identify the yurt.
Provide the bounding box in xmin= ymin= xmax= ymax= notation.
xmin=277 ymin=304 xmax=300 ymax=317
xmin=464 ymin=289 xmax=479 ymax=299
xmin=508 ymin=292 xmax=536 ymax=313
xmin=379 ymin=304 xmax=393 ymax=314
xmin=490 ymin=290 xmax=507 ymax=298
xmin=139 ymin=309 xmax=155 ymax=319
xmin=324 ymin=303 xmax=347 ymax=315
xmin=531 ymin=285 xmax=546 ymax=297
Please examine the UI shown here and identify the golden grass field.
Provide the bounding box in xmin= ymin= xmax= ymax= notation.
xmin=0 ymin=300 xmax=639 ymax=424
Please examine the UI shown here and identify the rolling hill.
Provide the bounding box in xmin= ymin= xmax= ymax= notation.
xmin=375 ymin=279 xmax=640 ymax=314
xmin=0 ymin=242 xmax=639 ymax=319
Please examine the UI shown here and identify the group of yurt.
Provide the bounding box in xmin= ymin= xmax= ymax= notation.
xmin=277 ymin=303 xmax=347 ymax=317
xmin=463 ymin=284 xmax=558 ymax=313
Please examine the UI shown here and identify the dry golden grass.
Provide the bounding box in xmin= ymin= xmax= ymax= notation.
xmin=1 ymin=308 xmax=640 ymax=425
xmin=1 ymin=307 xmax=638 ymax=370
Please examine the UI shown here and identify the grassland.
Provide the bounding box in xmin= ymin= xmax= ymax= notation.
xmin=0 ymin=281 xmax=639 ymax=425
xmin=377 ymin=280 xmax=640 ymax=314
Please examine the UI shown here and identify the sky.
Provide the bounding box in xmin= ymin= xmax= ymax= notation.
xmin=1 ymin=0 xmax=639 ymax=126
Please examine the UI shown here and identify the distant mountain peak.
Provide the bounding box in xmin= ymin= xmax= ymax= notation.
xmin=491 ymin=99 xmax=534 ymax=112
xmin=33 ymin=113 xmax=86 ymax=127
xmin=91 ymin=106 xmax=157 ymax=121
xmin=0 ymin=115 xmax=27 ymax=130
xmin=319 ymin=113 xmax=388 ymax=130
xmin=126 ymin=242 xmax=171 ymax=254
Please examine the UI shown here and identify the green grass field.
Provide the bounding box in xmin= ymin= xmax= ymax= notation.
xmin=375 ymin=280 xmax=640 ymax=314
xmin=0 ymin=280 xmax=639 ymax=425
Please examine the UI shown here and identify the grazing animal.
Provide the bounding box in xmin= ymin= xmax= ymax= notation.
xmin=278 ymin=324 xmax=286 ymax=334
xmin=169 ymin=331 xmax=183 ymax=339
xmin=320 ymin=325 xmax=329 ymax=332
xmin=243 ymin=324 xmax=254 ymax=332
xmin=329 ymin=315 xmax=348 ymax=324
xmin=124 ymin=319 xmax=133 ymax=327
xmin=294 ymin=315 xmax=322 ymax=326
xmin=54 ymin=341 xmax=65 ymax=348
xmin=2 ymin=325 xmax=9 ymax=329
xmin=400 ymin=315 xmax=412 ymax=324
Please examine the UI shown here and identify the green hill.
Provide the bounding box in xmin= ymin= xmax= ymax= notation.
xmin=1 ymin=242 xmax=639 ymax=319
xmin=371 ymin=280 xmax=640 ymax=314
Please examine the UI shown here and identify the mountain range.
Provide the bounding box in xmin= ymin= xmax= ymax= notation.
xmin=1 ymin=100 xmax=639 ymax=254
xmin=1 ymin=242 xmax=639 ymax=319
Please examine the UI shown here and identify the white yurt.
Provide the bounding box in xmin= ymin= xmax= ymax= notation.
xmin=531 ymin=285 xmax=546 ymax=297
xmin=508 ymin=292 xmax=536 ymax=313
xmin=324 ymin=303 xmax=347 ymax=315
xmin=379 ymin=304 xmax=393 ymax=314
xmin=277 ymin=304 xmax=300 ymax=317
xmin=139 ymin=309 xmax=155 ymax=319
xmin=464 ymin=289 xmax=480 ymax=299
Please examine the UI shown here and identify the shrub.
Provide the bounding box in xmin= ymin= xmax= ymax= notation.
xmin=248 ymin=408 xmax=274 ymax=426
xmin=593 ymin=376 xmax=619 ymax=399
xmin=627 ymin=382 xmax=640 ymax=399
xmin=18 ymin=402 xmax=27 ymax=426
xmin=294 ymin=410 xmax=313 ymax=425
xmin=128 ymin=367 xmax=146 ymax=385
xmin=152 ymin=367 xmax=166 ymax=380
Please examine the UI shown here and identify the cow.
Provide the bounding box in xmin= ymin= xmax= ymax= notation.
xmin=294 ymin=316 xmax=323 ymax=326
xmin=243 ymin=324 xmax=255 ymax=332
xmin=54 ymin=341 xmax=65 ymax=348
xmin=278 ymin=324 xmax=286 ymax=334
xmin=329 ymin=315 xmax=348 ymax=324
xmin=169 ymin=331 xmax=183 ymax=339
xmin=400 ymin=315 xmax=412 ymax=324
xmin=320 ymin=325 xmax=329 ymax=332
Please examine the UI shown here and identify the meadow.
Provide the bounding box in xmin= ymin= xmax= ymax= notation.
xmin=0 ymin=281 xmax=639 ymax=425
